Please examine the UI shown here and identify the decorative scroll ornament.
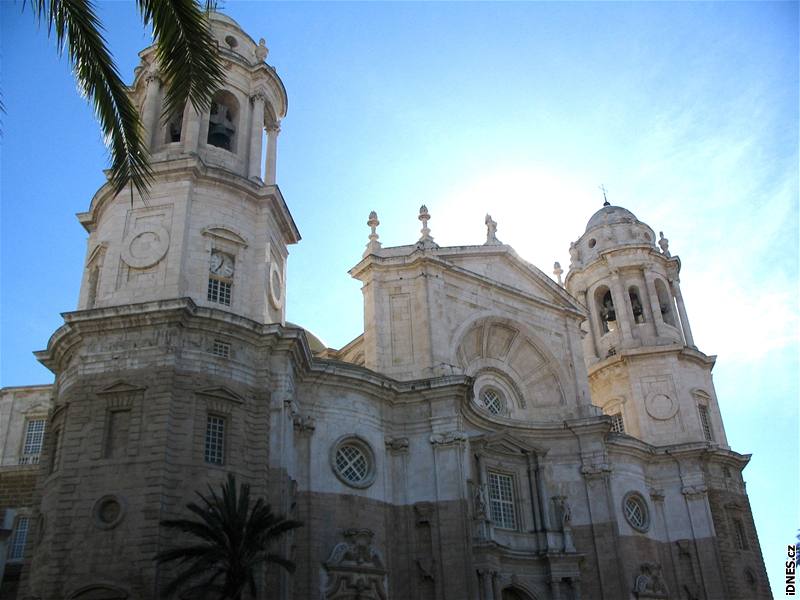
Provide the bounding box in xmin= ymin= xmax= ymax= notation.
xmin=324 ymin=529 xmax=387 ymax=600
xmin=429 ymin=430 xmax=467 ymax=446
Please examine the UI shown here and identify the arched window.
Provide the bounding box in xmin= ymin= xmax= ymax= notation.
xmin=654 ymin=279 xmax=676 ymax=326
xmin=164 ymin=103 xmax=185 ymax=144
xmin=207 ymin=91 xmax=239 ymax=152
xmin=595 ymin=286 xmax=617 ymax=334
xmin=628 ymin=286 xmax=645 ymax=324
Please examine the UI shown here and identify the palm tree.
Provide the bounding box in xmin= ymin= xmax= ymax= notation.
xmin=155 ymin=473 xmax=303 ymax=600
xmin=24 ymin=0 xmax=225 ymax=197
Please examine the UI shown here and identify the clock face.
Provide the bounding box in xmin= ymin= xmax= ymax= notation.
xmin=210 ymin=251 xmax=234 ymax=278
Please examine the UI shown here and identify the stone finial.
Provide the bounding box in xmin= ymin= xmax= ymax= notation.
xmin=363 ymin=210 xmax=382 ymax=257
xmin=553 ymin=261 xmax=564 ymax=286
xmin=416 ymin=205 xmax=438 ymax=249
xmin=484 ymin=214 xmax=502 ymax=246
xmin=658 ymin=231 xmax=671 ymax=257
xmin=255 ymin=38 xmax=269 ymax=62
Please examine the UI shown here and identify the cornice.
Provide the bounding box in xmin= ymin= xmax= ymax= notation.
xmin=78 ymin=157 xmax=300 ymax=245
xmin=350 ymin=249 xmax=585 ymax=320
xmin=587 ymin=343 xmax=716 ymax=378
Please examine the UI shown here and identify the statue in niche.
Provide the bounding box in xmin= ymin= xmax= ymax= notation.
xmin=473 ymin=482 xmax=489 ymax=520
xmin=553 ymin=496 xmax=576 ymax=553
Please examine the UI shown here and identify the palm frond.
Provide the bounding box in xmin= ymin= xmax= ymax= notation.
xmin=156 ymin=473 xmax=303 ymax=598
xmin=27 ymin=0 xmax=153 ymax=197
xmin=136 ymin=0 xmax=225 ymax=119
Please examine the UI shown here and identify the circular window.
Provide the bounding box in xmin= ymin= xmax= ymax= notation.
xmin=224 ymin=35 xmax=238 ymax=48
xmin=331 ymin=437 xmax=375 ymax=489
xmin=93 ymin=495 xmax=126 ymax=530
xmin=588 ymin=238 xmax=597 ymax=248
xmin=622 ymin=492 xmax=650 ymax=532
xmin=480 ymin=388 xmax=505 ymax=415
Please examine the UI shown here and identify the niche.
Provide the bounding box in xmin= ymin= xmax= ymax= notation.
xmin=629 ymin=286 xmax=645 ymax=324
xmin=655 ymin=279 xmax=677 ymax=327
xmin=595 ymin=286 xmax=617 ymax=334
xmin=207 ymin=90 xmax=239 ymax=152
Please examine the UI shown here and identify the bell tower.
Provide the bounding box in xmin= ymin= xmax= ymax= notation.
xmin=25 ymin=14 xmax=302 ymax=600
xmin=75 ymin=12 xmax=299 ymax=324
xmin=565 ymin=203 xmax=728 ymax=447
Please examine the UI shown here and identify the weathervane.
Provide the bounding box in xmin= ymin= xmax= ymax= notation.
xmin=599 ymin=184 xmax=610 ymax=206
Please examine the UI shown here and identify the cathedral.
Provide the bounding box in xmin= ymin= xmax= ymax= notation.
xmin=0 ymin=12 xmax=771 ymax=600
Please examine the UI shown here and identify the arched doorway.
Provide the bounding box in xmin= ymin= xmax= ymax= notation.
xmin=502 ymin=586 xmax=535 ymax=600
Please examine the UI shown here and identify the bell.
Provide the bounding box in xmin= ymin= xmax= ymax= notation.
xmin=208 ymin=123 xmax=233 ymax=150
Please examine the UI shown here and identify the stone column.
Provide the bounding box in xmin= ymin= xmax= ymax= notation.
xmin=609 ymin=270 xmax=633 ymax=343
xmin=183 ymin=102 xmax=202 ymax=154
xmin=478 ymin=569 xmax=494 ymax=600
xmin=549 ymin=577 xmax=563 ymax=600
xmin=491 ymin=571 xmax=501 ymax=600
xmin=264 ymin=124 xmax=281 ymax=185
xmin=670 ymin=278 xmax=695 ymax=347
xmin=0 ymin=509 xmax=16 ymax=587
xmin=141 ymin=71 xmax=162 ymax=150
xmin=525 ymin=452 xmax=542 ymax=532
xmin=579 ymin=290 xmax=599 ymax=360
xmin=248 ymin=92 xmax=266 ymax=181
xmin=644 ymin=272 xmax=667 ymax=337
xmin=682 ymin=485 xmax=722 ymax=599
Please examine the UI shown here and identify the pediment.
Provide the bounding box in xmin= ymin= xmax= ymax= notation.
xmin=473 ymin=430 xmax=546 ymax=456
xmin=97 ymin=381 xmax=147 ymax=395
xmin=439 ymin=247 xmax=584 ymax=315
xmin=202 ymin=226 xmax=248 ymax=247
xmin=22 ymin=401 xmax=52 ymax=415
xmin=195 ymin=386 xmax=244 ymax=404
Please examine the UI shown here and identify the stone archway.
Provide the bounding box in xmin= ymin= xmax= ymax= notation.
xmin=68 ymin=585 xmax=128 ymax=600
xmin=502 ymin=586 xmax=535 ymax=600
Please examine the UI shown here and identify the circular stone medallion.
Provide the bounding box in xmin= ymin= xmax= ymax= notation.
xmin=121 ymin=225 xmax=170 ymax=269
xmin=269 ymin=261 xmax=284 ymax=309
xmin=645 ymin=393 xmax=678 ymax=420
xmin=92 ymin=494 xmax=126 ymax=530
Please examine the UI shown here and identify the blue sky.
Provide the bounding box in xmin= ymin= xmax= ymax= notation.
xmin=1 ymin=1 xmax=797 ymax=594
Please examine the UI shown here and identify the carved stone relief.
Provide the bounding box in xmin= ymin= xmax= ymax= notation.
xmin=323 ymin=529 xmax=387 ymax=600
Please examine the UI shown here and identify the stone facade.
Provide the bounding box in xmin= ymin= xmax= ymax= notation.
xmin=0 ymin=13 xmax=770 ymax=600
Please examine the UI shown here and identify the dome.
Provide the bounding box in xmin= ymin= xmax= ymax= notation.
xmin=585 ymin=205 xmax=639 ymax=232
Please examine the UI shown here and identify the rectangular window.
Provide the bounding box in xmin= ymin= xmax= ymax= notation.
xmin=207 ymin=278 xmax=232 ymax=306
xmin=211 ymin=340 xmax=231 ymax=358
xmin=19 ymin=418 xmax=46 ymax=464
xmin=698 ymin=405 xmax=713 ymax=441
xmin=50 ymin=428 xmax=61 ymax=474
xmin=204 ymin=415 xmax=225 ymax=465
xmin=610 ymin=412 xmax=625 ymax=433
xmin=8 ymin=516 xmax=29 ymax=561
xmin=734 ymin=518 xmax=749 ymax=550
xmin=487 ymin=471 xmax=517 ymax=530
xmin=104 ymin=410 xmax=131 ymax=458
